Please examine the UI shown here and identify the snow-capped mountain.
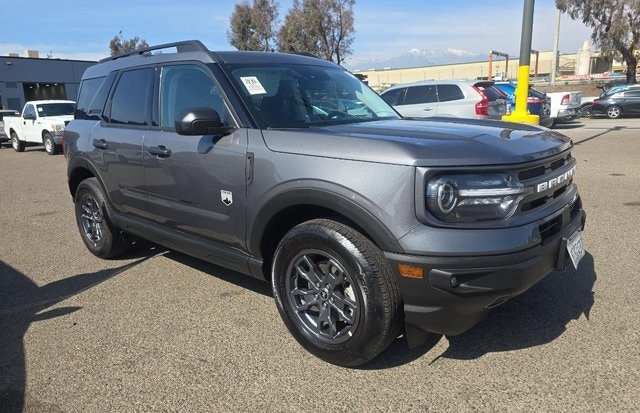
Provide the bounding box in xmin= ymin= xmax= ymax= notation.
xmin=346 ymin=48 xmax=487 ymax=71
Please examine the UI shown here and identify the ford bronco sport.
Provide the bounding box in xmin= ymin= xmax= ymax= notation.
xmin=64 ymin=41 xmax=586 ymax=367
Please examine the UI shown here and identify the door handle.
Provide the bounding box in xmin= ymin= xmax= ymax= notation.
xmin=423 ymin=108 xmax=433 ymax=111
xmin=147 ymin=145 xmax=172 ymax=157
xmin=92 ymin=139 xmax=109 ymax=149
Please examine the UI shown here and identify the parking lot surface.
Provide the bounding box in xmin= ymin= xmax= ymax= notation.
xmin=1 ymin=117 xmax=638 ymax=412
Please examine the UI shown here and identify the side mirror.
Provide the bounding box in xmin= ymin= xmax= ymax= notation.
xmin=175 ymin=107 xmax=235 ymax=136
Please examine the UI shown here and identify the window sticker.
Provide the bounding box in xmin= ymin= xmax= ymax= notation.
xmin=240 ymin=76 xmax=267 ymax=95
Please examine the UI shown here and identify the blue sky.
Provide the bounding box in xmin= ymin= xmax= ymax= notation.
xmin=0 ymin=0 xmax=593 ymax=69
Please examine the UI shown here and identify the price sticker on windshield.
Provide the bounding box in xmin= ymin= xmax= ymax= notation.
xmin=240 ymin=76 xmax=267 ymax=95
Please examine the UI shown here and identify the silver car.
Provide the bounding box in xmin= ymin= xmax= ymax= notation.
xmin=380 ymin=79 xmax=508 ymax=119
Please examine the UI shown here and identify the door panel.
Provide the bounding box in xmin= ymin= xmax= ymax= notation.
xmin=143 ymin=63 xmax=247 ymax=249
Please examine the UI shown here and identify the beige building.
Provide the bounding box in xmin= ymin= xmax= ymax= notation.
xmin=355 ymin=49 xmax=612 ymax=92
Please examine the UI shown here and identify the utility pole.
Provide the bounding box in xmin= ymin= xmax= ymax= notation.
xmin=550 ymin=8 xmax=561 ymax=86
xmin=503 ymin=0 xmax=539 ymax=125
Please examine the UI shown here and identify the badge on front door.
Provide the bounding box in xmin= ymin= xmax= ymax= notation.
xmin=221 ymin=190 xmax=233 ymax=206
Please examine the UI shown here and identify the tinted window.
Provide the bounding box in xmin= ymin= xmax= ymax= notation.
xmin=108 ymin=68 xmax=154 ymax=125
xmin=36 ymin=103 xmax=75 ymax=116
xmin=403 ymin=85 xmax=437 ymax=105
xmin=624 ymin=90 xmax=640 ymax=97
xmin=437 ymin=84 xmax=464 ymax=102
xmin=476 ymin=85 xmax=507 ymax=101
xmin=160 ymin=64 xmax=230 ymax=129
xmin=529 ymin=87 xmax=545 ymax=99
xmin=89 ymin=72 xmax=117 ymax=121
xmin=380 ymin=88 xmax=405 ymax=105
xmin=75 ymin=77 xmax=105 ymax=119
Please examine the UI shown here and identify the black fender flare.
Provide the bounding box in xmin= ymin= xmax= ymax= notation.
xmin=248 ymin=186 xmax=403 ymax=257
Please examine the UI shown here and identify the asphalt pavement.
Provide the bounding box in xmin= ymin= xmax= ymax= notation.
xmin=0 ymin=117 xmax=638 ymax=412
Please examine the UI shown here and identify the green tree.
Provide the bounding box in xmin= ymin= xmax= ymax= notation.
xmin=278 ymin=0 xmax=355 ymax=65
xmin=228 ymin=0 xmax=279 ymax=51
xmin=109 ymin=31 xmax=149 ymax=57
xmin=556 ymin=0 xmax=639 ymax=83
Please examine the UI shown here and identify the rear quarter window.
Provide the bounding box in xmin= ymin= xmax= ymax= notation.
xmin=437 ymin=84 xmax=465 ymax=102
xmin=76 ymin=77 xmax=105 ymax=119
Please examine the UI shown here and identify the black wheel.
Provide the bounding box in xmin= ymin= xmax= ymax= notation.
xmin=74 ymin=177 xmax=128 ymax=258
xmin=271 ymin=219 xmax=402 ymax=367
xmin=606 ymin=105 xmax=622 ymax=119
xmin=579 ymin=103 xmax=593 ymax=118
xmin=43 ymin=132 xmax=59 ymax=155
xmin=10 ymin=131 xmax=25 ymax=152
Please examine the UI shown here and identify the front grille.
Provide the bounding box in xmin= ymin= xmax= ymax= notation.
xmin=518 ymin=154 xmax=569 ymax=180
xmin=515 ymin=153 xmax=576 ymax=217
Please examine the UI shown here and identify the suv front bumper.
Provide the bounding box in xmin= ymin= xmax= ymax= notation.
xmin=385 ymin=208 xmax=586 ymax=341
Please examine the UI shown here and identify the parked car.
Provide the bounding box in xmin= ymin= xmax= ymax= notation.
xmin=581 ymin=84 xmax=640 ymax=117
xmin=493 ymin=82 xmax=552 ymax=127
xmin=591 ymin=88 xmax=640 ymax=119
xmin=546 ymin=91 xmax=582 ymax=126
xmin=3 ymin=100 xmax=75 ymax=154
xmin=64 ymin=40 xmax=586 ymax=367
xmin=0 ymin=109 xmax=20 ymax=146
xmin=379 ymin=80 xmax=508 ymax=120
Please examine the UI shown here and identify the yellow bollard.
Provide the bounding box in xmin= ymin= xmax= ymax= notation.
xmin=502 ymin=65 xmax=540 ymax=125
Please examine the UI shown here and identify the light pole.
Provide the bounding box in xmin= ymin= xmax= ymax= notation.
xmin=503 ymin=0 xmax=539 ymax=125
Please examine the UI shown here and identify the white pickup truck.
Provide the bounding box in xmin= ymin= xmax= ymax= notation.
xmin=3 ymin=100 xmax=75 ymax=155
xmin=547 ymin=91 xmax=581 ymax=127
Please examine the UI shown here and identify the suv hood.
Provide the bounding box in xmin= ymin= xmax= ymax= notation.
xmin=261 ymin=117 xmax=573 ymax=167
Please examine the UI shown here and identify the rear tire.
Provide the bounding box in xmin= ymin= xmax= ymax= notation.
xmin=271 ymin=219 xmax=402 ymax=367
xmin=74 ymin=177 xmax=128 ymax=258
xmin=43 ymin=132 xmax=59 ymax=155
xmin=606 ymin=105 xmax=622 ymax=119
xmin=11 ymin=131 xmax=25 ymax=152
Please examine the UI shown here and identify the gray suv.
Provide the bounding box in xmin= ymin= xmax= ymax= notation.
xmin=64 ymin=41 xmax=586 ymax=367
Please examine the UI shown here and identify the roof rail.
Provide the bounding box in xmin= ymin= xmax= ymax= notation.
xmin=99 ymin=40 xmax=209 ymax=63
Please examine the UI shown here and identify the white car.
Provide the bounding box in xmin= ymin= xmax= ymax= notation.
xmin=379 ymin=80 xmax=508 ymax=120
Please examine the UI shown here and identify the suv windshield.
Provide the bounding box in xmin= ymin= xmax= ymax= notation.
xmin=36 ymin=103 xmax=75 ymax=117
xmin=227 ymin=64 xmax=398 ymax=128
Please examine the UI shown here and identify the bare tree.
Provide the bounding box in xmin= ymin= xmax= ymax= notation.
xmin=109 ymin=31 xmax=149 ymax=57
xmin=556 ymin=0 xmax=639 ymax=83
xmin=278 ymin=0 xmax=355 ymax=65
xmin=228 ymin=0 xmax=279 ymax=51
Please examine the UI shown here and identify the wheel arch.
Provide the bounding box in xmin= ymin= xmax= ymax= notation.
xmin=67 ymin=157 xmax=106 ymax=200
xmin=249 ymin=188 xmax=402 ymax=279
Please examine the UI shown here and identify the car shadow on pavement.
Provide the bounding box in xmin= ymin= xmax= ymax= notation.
xmin=363 ymin=253 xmax=596 ymax=369
xmin=163 ymin=251 xmax=273 ymax=297
xmin=0 ymin=258 xmax=148 ymax=413
xmin=440 ymin=252 xmax=596 ymax=361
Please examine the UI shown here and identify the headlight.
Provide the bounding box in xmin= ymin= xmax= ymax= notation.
xmin=50 ymin=123 xmax=64 ymax=133
xmin=426 ymin=174 xmax=527 ymax=223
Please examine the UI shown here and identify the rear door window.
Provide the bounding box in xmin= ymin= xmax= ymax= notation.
xmin=403 ymin=85 xmax=437 ymax=105
xmin=107 ymin=68 xmax=154 ymax=126
xmin=436 ymin=84 xmax=464 ymax=102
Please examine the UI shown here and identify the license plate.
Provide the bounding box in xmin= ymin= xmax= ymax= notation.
xmin=566 ymin=230 xmax=585 ymax=270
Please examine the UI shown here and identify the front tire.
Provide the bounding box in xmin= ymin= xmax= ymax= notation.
xmin=74 ymin=178 xmax=128 ymax=258
xmin=43 ymin=132 xmax=59 ymax=155
xmin=11 ymin=131 xmax=25 ymax=152
xmin=271 ymin=219 xmax=402 ymax=367
xmin=606 ymin=105 xmax=622 ymax=119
